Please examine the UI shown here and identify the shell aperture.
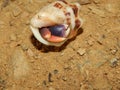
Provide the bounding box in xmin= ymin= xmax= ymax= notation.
xmin=39 ymin=25 xmax=67 ymax=42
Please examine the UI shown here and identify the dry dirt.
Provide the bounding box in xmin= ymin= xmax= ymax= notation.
xmin=0 ymin=0 xmax=120 ymax=90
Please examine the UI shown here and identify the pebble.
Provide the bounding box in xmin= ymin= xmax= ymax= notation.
xmin=33 ymin=54 xmax=41 ymax=59
xmin=62 ymin=76 xmax=67 ymax=81
xmin=86 ymin=38 xmax=94 ymax=46
xmin=95 ymin=34 xmax=105 ymax=45
xmin=25 ymin=20 xmax=30 ymax=25
xmin=49 ymin=87 xmax=55 ymax=90
xmin=48 ymin=73 xmax=53 ymax=82
xmin=27 ymin=49 xmax=34 ymax=57
xmin=87 ymin=40 xmax=94 ymax=46
xmin=0 ymin=81 xmax=5 ymax=90
xmin=77 ymin=48 xmax=86 ymax=56
xmin=110 ymin=49 xmax=118 ymax=55
xmin=96 ymin=39 xmax=103 ymax=45
xmin=80 ymin=84 xmax=93 ymax=90
xmin=53 ymin=69 xmax=58 ymax=74
xmin=60 ymin=52 xmax=64 ymax=56
xmin=9 ymin=34 xmax=17 ymax=41
xmin=116 ymin=70 xmax=120 ymax=74
xmin=47 ymin=0 xmax=54 ymax=3
xmin=20 ymin=44 xmax=28 ymax=51
xmin=12 ymin=5 xmax=22 ymax=17
xmin=79 ymin=0 xmax=91 ymax=5
xmin=93 ymin=0 xmax=100 ymax=4
xmin=110 ymin=58 xmax=119 ymax=67
xmin=9 ymin=20 xmax=15 ymax=26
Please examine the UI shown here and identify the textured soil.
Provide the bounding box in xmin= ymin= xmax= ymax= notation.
xmin=0 ymin=0 xmax=120 ymax=90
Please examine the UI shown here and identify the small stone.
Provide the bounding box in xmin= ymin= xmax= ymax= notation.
xmin=86 ymin=38 xmax=94 ymax=46
xmin=25 ymin=20 xmax=30 ymax=25
xmin=95 ymin=34 xmax=105 ymax=45
xmin=79 ymin=0 xmax=91 ymax=5
xmin=87 ymin=40 xmax=93 ymax=46
xmin=77 ymin=48 xmax=86 ymax=56
xmin=93 ymin=0 xmax=100 ymax=4
xmin=80 ymin=84 xmax=93 ymax=90
xmin=12 ymin=5 xmax=22 ymax=17
xmin=27 ymin=49 xmax=34 ymax=57
xmin=9 ymin=34 xmax=17 ymax=41
xmin=116 ymin=70 xmax=120 ymax=74
xmin=33 ymin=54 xmax=41 ymax=59
xmin=9 ymin=20 xmax=15 ymax=26
xmin=96 ymin=39 xmax=103 ymax=45
xmin=0 ymin=77 xmax=5 ymax=90
xmin=20 ymin=44 xmax=28 ymax=51
xmin=53 ymin=69 xmax=58 ymax=74
xmin=47 ymin=0 xmax=54 ymax=3
xmin=42 ymin=80 xmax=47 ymax=86
xmin=62 ymin=76 xmax=67 ymax=81
xmin=110 ymin=58 xmax=119 ymax=67
xmin=110 ymin=49 xmax=118 ymax=55
xmin=48 ymin=73 xmax=53 ymax=82
xmin=60 ymin=52 xmax=64 ymax=56
xmin=49 ymin=87 xmax=55 ymax=90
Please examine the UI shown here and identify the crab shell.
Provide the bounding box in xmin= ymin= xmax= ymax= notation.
xmin=30 ymin=0 xmax=82 ymax=46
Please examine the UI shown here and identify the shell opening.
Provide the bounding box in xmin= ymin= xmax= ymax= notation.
xmin=39 ymin=24 xmax=70 ymax=43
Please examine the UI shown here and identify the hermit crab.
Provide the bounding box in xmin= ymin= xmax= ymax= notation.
xmin=30 ymin=0 xmax=83 ymax=46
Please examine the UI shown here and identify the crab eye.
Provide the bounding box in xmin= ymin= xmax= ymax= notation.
xmin=49 ymin=25 xmax=66 ymax=37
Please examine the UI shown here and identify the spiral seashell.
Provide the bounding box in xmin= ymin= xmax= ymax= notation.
xmin=30 ymin=0 xmax=83 ymax=46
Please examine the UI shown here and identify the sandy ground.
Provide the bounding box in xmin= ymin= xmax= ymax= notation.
xmin=0 ymin=0 xmax=120 ymax=90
